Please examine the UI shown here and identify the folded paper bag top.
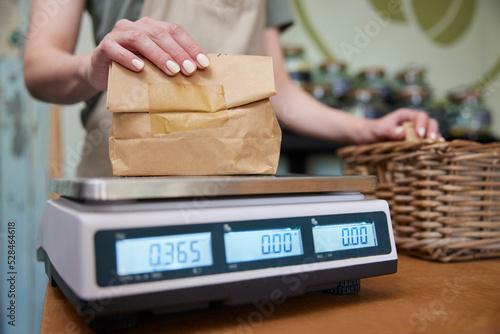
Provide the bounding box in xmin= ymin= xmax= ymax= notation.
xmin=107 ymin=54 xmax=282 ymax=176
xmin=107 ymin=54 xmax=277 ymax=113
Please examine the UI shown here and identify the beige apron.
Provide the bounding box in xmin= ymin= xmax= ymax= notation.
xmin=76 ymin=0 xmax=266 ymax=177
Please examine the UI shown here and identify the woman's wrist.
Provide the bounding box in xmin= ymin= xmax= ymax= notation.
xmin=350 ymin=118 xmax=378 ymax=145
xmin=77 ymin=54 xmax=100 ymax=94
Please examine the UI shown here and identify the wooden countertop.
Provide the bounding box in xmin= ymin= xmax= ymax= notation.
xmin=41 ymin=254 xmax=500 ymax=334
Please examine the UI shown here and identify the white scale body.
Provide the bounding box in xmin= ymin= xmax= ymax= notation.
xmin=37 ymin=176 xmax=397 ymax=327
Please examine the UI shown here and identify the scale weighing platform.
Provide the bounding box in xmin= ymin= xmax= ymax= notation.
xmin=37 ymin=175 xmax=397 ymax=332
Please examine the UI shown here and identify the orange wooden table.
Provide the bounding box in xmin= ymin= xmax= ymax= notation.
xmin=41 ymin=254 xmax=500 ymax=334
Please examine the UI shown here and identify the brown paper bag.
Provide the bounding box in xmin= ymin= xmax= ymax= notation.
xmin=107 ymin=54 xmax=281 ymax=176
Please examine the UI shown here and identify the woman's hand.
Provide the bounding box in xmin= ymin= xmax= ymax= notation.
xmin=88 ymin=17 xmax=210 ymax=91
xmin=359 ymin=108 xmax=443 ymax=144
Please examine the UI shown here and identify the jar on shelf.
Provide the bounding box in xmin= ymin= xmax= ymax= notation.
xmin=283 ymin=46 xmax=311 ymax=88
xmin=344 ymin=88 xmax=389 ymax=119
xmin=396 ymin=85 xmax=432 ymax=110
xmin=356 ymin=68 xmax=394 ymax=107
xmin=318 ymin=60 xmax=353 ymax=108
xmin=444 ymin=88 xmax=493 ymax=142
xmin=396 ymin=66 xmax=429 ymax=88
xmin=305 ymin=83 xmax=337 ymax=108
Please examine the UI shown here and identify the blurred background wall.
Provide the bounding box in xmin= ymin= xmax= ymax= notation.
xmin=284 ymin=0 xmax=500 ymax=112
xmin=0 ymin=1 xmax=499 ymax=333
xmin=1 ymin=1 xmax=49 ymax=333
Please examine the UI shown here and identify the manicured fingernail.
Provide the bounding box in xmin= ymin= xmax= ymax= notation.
xmin=166 ymin=60 xmax=180 ymax=74
xmin=418 ymin=127 xmax=426 ymax=138
xmin=429 ymin=132 xmax=437 ymax=140
xmin=197 ymin=53 xmax=210 ymax=67
xmin=132 ymin=58 xmax=144 ymax=70
xmin=183 ymin=59 xmax=196 ymax=74
xmin=394 ymin=126 xmax=404 ymax=135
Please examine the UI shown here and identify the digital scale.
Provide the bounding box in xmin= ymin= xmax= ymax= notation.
xmin=37 ymin=175 xmax=397 ymax=332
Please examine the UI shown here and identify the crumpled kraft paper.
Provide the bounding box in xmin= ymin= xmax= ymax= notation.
xmin=107 ymin=54 xmax=281 ymax=176
xmin=107 ymin=54 xmax=276 ymax=112
xmin=148 ymin=82 xmax=227 ymax=113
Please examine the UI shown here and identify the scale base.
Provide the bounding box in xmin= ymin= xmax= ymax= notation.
xmin=324 ymin=280 xmax=361 ymax=295
xmin=84 ymin=280 xmax=362 ymax=333
xmin=88 ymin=313 xmax=138 ymax=333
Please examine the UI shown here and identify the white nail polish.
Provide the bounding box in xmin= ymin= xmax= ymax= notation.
xmin=394 ymin=126 xmax=404 ymax=135
xmin=197 ymin=53 xmax=210 ymax=67
xmin=166 ymin=60 xmax=180 ymax=74
xmin=418 ymin=127 xmax=426 ymax=138
xmin=132 ymin=59 xmax=144 ymax=70
xmin=430 ymin=132 xmax=437 ymax=140
xmin=183 ymin=59 xmax=196 ymax=74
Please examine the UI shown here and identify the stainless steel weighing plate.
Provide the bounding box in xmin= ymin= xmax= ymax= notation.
xmin=49 ymin=175 xmax=377 ymax=201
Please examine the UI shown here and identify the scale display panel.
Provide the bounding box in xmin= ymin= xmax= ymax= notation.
xmin=95 ymin=211 xmax=392 ymax=287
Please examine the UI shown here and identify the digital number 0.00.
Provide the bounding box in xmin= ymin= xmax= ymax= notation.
xmin=261 ymin=232 xmax=293 ymax=255
xmin=312 ymin=222 xmax=377 ymax=254
xmin=224 ymin=228 xmax=303 ymax=264
xmin=341 ymin=226 xmax=368 ymax=246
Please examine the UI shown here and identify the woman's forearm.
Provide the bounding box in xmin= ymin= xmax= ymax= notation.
xmin=23 ymin=49 xmax=98 ymax=104
xmin=270 ymin=82 xmax=370 ymax=144
xmin=22 ymin=0 xmax=96 ymax=104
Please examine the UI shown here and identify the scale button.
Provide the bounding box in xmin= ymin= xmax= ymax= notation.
xmin=115 ymin=232 xmax=126 ymax=240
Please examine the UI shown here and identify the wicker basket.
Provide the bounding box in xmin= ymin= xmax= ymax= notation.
xmin=337 ymin=125 xmax=500 ymax=262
